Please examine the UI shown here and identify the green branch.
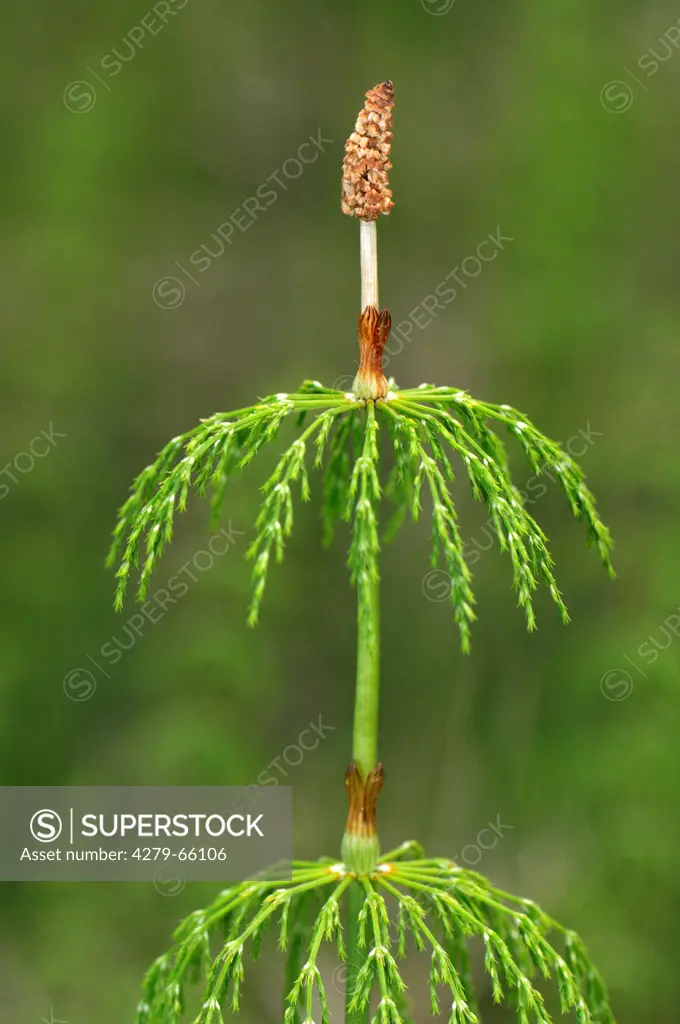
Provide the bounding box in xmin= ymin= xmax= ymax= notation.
xmin=135 ymin=855 xmax=614 ymax=1024
xmin=109 ymin=382 xmax=612 ymax=652
xmin=109 ymin=380 xmax=615 ymax=1024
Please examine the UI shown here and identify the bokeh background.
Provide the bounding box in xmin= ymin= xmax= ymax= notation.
xmin=2 ymin=0 xmax=679 ymax=1020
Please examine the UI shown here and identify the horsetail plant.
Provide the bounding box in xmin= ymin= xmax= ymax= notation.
xmin=111 ymin=81 xmax=616 ymax=1024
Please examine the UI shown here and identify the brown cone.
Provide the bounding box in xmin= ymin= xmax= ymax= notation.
xmin=341 ymin=81 xmax=394 ymax=221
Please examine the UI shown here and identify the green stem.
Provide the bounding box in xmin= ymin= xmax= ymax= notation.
xmin=345 ymin=881 xmax=368 ymax=1024
xmin=345 ymin=403 xmax=382 ymax=1024
xmin=352 ymin=571 xmax=380 ymax=779
xmin=284 ymin=929 xmax=304 ymax=1024
xmin=352 ymin=400 xmax=381 ymax=779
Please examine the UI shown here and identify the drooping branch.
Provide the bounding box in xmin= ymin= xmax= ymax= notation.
xmin=135 ymin=854 xmax=615 ymax=1024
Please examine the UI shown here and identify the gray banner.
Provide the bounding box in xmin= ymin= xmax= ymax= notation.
xmin=0 ymin=787 xmax=291 ymax=881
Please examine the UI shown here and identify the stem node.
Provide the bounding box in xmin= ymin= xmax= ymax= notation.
xmin=341 ymin=761 xmax=384 ymax=875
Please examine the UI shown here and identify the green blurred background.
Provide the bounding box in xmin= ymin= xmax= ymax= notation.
xmin=2 ymin=0 xmax=679 ymax=1020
